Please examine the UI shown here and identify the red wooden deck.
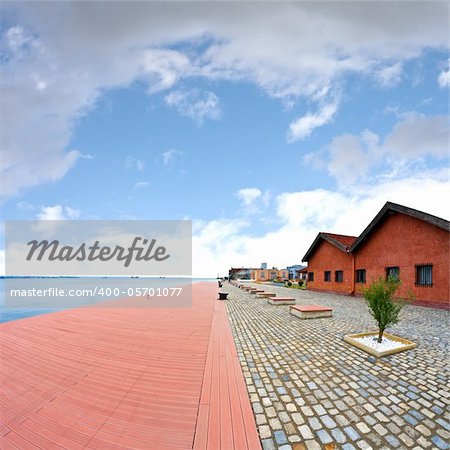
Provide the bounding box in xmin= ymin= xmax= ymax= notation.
xmin=0 ymin=283 xmax=260 ymax=450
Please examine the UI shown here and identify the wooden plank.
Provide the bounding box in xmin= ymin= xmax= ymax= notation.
xmin=224 ymin=335 xmax=248 ymax=450
xmin=219 ymin=322 xmax=234 ymax=450
xmin=206 ymin=323 xmax=221 ymax=450
xmin=192 ymin=405 xmax=209 ymax=450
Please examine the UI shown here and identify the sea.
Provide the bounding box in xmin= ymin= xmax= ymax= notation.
xmin=0 ymin=277 xmax=217 ymax=324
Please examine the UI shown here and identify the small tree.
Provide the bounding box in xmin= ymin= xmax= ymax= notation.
xmin=363 ymin=276 xmax=410 ymax=343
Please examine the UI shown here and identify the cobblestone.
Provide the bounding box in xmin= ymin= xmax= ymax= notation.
xmin=274 ymin=430 xmax=288 ymax=445
xmin=224 ymin=282 xmax=449 ymax=449
xmin=298 ymin=424 xmax=314 ymax=440
xmin=262 ymin=438 xmax=276 ymax=450
xmin=432 ymin=435 xmax=450 ymax=449
xmin=316 ymin=429 xmax=333 ymax=444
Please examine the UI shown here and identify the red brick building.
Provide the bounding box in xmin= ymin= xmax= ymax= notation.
xmin=302 ymin=202 xmax=450 ymax=308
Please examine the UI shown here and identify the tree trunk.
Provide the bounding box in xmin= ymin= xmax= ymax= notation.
xmin=377 ymin=328 xmax=384 ymax=343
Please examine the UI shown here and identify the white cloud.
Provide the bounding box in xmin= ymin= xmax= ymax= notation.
xmin=1 ymin=2 xmax=448 ymax=200
xmin=37 ymin=205 xmax=81 ymax=220
xmin=304 ymin=114 xmax=449 ymax=186
xmin=375 ymin=62 xmax=403 ymax=87
xmin=192 ymin=171 xmax=449 ymax=277
xmin=165 ymin=89 xmax=221 ymax=123
xmin=438 ymin=70 xmax=450 ymax=87
xmin=236 ymin=188 xmax=272 ymax=216
xmin=327 ymin=134 xmax=374 ymax=186
xmin=288 ymin=100 xmax=338 ymax=142
xmin=384 ymin=113 xmax=449 ymax=159
xmin=16 ymin=201 xmax=35 ymax=211
xmin=134 ymin=181 xmax=150 ymax=189
xmin=142 ymin=49 xmax=191 ymax=94
xmin=161 ymin=149 xmax=182 ymax=167
xmin=236 ymin=187 xmax=262 ymax=206
xmin=4 ymin=25 xmax=40 ymax=55
xmin=125 ymin=156 xmax=145 ymax=171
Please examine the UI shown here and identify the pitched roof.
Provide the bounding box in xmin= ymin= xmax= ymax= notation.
xmin=302 ymin=232 xmax=357 ymax=262
xmin=323 ymin=233 xmax=358 ymax=248
xmin=349 ymin=201 xmax=450 ymax=252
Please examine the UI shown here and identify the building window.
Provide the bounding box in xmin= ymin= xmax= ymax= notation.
xmin=386 ymin=266 xmax=400 ymax=281
xmin=356 ymin=269 xmax=366 ymax=284
xmin=324 ymin=271 xmax=331 ymax=282
xmin=308 ymin=272 xmax=314 ymax=282
xmin=415 ymin=264 xmax=433 ymax=287
xmin=335 ymin=270 xmax=343 ymax=283
xmin=261 ymin=272 xmax=265 ymax=278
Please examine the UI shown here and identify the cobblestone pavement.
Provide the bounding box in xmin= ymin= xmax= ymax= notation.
xmin=222 ymin=282 xmax=450 ymax=450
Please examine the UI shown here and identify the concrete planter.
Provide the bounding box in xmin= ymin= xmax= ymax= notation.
xmin=256 ymin=292 xmax=276 ymax=298
xmin=268 ymin=297 xmax=295 ymax=305
xmin=344 ymin=331 xmax=417 ymax=357
xmin=290 ymin=304 xmax=332 ymax=319
xmin=218 ymin=292 xmax=229 ymax=300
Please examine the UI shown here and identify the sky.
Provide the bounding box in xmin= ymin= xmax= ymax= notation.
xmin=0 ymin=1 xmax=449 ymax=277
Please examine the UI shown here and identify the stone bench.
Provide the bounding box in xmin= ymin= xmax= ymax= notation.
xmin=256 ymin=292 xmax=276 ymax=298
xmin=249 ymin=289 xmax=265 ymax=294
xmin=268 ymin=297 xmax=295 ymax=305
xmin=290 ymin=304 xmax=333 ymax=319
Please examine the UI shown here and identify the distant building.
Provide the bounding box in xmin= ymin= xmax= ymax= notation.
xmin=286 ymin=264 xmax=306 ymax=280
xmin=302 ymin=202 xmax=449 ymax=308
xmin=298 ymin=267 xmax=308 ymax=281
xmin=228 ymin=267 xmax=260 ymax=280
xmin=251 ymin=268 xmax=289 ymax=282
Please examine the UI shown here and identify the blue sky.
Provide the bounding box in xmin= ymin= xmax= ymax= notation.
xmin=0 ymin=2 xmax=449 ymax=276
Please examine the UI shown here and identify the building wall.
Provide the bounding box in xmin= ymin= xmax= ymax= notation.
xmin=279 ymin=270 xmax=289 ymax=280
xmin=307 ymin=240 xmax=353 ymax=293
xmin=287 ymin=265 xmax=305 ymax=280
xmin=354 ymin=213 xmax=449 ymax=305
xmin=252 ymin=269 xmax=269 ymax=281
xmin=252 ymin=269 xmax=289 ymax=281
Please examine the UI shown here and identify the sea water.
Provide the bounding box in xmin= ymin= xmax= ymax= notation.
xmin=0 ymin=277 xmax=216 ymax=323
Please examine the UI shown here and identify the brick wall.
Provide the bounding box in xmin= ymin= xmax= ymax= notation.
xmin=307 ymin=240 xmax=353 ymax=293
xmin=354 ymin=213 xmax=449 ymax=305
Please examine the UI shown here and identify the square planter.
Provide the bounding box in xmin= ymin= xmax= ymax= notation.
xmin=290 ymin=304 xmax=332 ymax=319
xmin=344 ymin=331 xmax=417 ymax=357
xmin=268 ymin=297 xmax=295 ymax=305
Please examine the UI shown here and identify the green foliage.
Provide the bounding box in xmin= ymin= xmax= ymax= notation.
xmin=363 ymin=276 xmax=410 ymax=343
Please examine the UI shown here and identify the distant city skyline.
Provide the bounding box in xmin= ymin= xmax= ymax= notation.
xmin=1 ymin=1 xmax=449 ymax=276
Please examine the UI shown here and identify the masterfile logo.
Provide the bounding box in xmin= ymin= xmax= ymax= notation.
xmin=6 ymin=220 xmax=192 ymax=276
xmin=26 ymin=237 xmax=170 ymax=267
